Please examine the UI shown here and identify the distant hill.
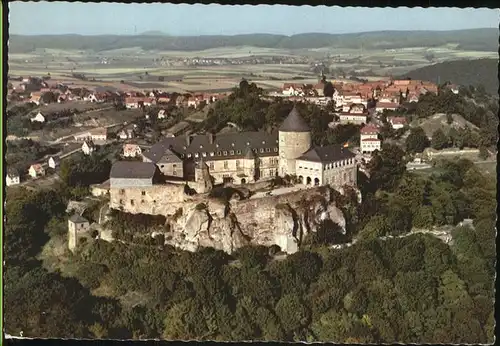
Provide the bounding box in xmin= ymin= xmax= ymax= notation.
xmin=139 ymin=31 xmax=168 ymax=36
xmin=8 ymin=28 xmax=498 ymax=53
xmin=399 ymin=58 xmax=499 ymax=95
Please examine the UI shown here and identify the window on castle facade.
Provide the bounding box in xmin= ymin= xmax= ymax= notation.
xmin=209 ymin=162 xmax=214 ymax=170
xmin=141 ymin=191 xmax=146 ymax=196
xmin=120 ymin=189 xmax=125 ymax=195
xmin=224 ymin=161 xmax=229 ymax=169
xmin=130 ymin=199 xmax=135 ymax=206
xmin=236 ymin=160 xmax=240 ymax=169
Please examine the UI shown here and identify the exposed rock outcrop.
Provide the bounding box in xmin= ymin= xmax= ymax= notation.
xmin=159 ymin=185 xmax=355 ymax=254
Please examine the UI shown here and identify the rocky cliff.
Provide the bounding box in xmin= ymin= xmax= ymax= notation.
xmin=158 ymin=185 xmax=358 ymax=254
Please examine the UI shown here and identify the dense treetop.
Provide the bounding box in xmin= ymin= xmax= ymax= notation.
xmin=400 ymin=58 xmax=498 ymax=96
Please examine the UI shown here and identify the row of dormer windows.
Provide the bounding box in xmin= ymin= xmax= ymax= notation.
xmin=185 ymin=147 xmax=278 ymax=159
xmin=324 ymin=158 xmax=354 ymax=170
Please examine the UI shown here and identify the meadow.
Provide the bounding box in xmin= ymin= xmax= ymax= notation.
xmin=8 ymin=42 xmax=498 ymax=94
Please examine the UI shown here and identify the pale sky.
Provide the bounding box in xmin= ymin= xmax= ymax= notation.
xmin=9 ymin=2 xmax=500 ymax=36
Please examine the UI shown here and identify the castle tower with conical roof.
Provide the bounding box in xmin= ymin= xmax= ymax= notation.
xmin=278 ymin=105 xmax=312 ymax=177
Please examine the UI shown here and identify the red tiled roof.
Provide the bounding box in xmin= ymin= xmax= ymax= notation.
xmin=30 ymin=164 xmax=44 ymax=172
xmin=360 ymin=125 xmax=380 ymax=134
xmin=389 ymin=116 xmax=407 ymax=124
xmin=89 ymin=127 xmax=107 ymax=136
xmin=339 ymin=113 xmax=367 ymax=117
xmin=343 ymin=91 xmax=361 ymax=97
xmin=376 ymin=102 xmax=400 ymax=108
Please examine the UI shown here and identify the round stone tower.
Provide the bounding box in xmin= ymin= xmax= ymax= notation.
xmin=278 ymin=105 xmax=312 ymax=177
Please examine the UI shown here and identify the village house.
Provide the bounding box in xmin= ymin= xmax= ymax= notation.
xmin=118 ymin=127 xmax=135 ymax=140
xmin=74 ymin=127 xmax=107 ymax=142
xmin=29 ymin=164 xmax=45 ymax=178
xmin=175 ymin=96 xmax=185 ymax=107
xmin=282 ymin=83 xmax=305 ymax=97
xmin=407 ymin=93 xmax=420 ymax=103
xmin=338 ymin=104 xmax=368 ymax=125
xmin=157 ymin=96 xmax=170 ymax=104
xmin=90 ymin=180 xmax=110 ymax=197
xmin=123 ymin=143 xmax=142 ymax=158
xmin=375 ymin=102 xmax=400 ymax=114
xmin=445 ymin=83 xmax=460 ymax=94
xmin=388 ymin=116 xmax=408 ymax=130
xmin=332 ymin=89 xmax=343 ymax=107
xmin=30 ymin=92 xmax=42 ymax=105
xmin=186 ymin=96 xmax=199 ymax=108
xmin=125 ymin=96 xmax=154 ymax=109
xmin=48 ymin=156 xmax=60 ymax=169
xmin=6 ymin=168 xmax=21 ymax=186
xmin=360 ymin=125 xmax=382 ymax=154
xmin=30 ymin=112 xmax=46 ymax=123
xmin=84 ymin=93 xmax=101 ymax=103
xmin=340 ymin=91 xmax=364 ymax=106
xmin=82 ymin=140 xmax=96 ymax=155
xmin=157 ymin=109 xmax=167 ymax=120
xmin=378 ymin=95 xmax=400 ymax=103
xmin=313 ymin=81 xmax=325 ymax=97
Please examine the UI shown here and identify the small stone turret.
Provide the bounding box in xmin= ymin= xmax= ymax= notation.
xmin=67 ymin=214 xmax=90 ymax=253
xmin=194 ymin=157 xmax=213 ymax=194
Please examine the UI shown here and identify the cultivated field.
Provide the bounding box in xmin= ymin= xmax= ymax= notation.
xmin=8 ymin=43 xmax=497 ymax=94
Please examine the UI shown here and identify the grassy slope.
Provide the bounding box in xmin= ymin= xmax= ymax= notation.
xmin=414 ymin=113 xmax=479 ymax=138
xmin=9 ymin=28 xmax=498 ymax=53
xmin=399 ymin=58 xmax=499 ymax=95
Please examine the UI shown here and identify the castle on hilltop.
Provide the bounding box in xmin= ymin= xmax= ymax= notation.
xmin=108 ymin=106 xmax=358 ymax=214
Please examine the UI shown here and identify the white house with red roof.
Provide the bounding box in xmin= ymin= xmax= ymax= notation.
xmin=360 ymin=124 xmax=381 ymax=154
xmin=123 ymin=144 xmax=142 ymax=158
xmin=282 ymin=83 xmax=305 ymax=97
xmin=407 ymin=93 xmax=420 ymax=103
xmin=388 ymin=116 xmax=408 ymax=130
xmin=125 ymin=96 xmax=154 ymax=109
xmin=28 ymin=164 xmax=45 ymax=178
xmin=338 ymin=104 xmax=368 ymax=125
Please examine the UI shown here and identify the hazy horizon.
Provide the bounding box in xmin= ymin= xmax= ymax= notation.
xmin=9 ymin=2 xmax=499 ymax=36
xmin=9 ymin=27 xmax=499 ymax=37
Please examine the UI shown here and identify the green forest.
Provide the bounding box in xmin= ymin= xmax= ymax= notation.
xmin=400 ymin=58 xmax=499 ymax=96
xmin=4 ymin=81 xmax=496 ymax=342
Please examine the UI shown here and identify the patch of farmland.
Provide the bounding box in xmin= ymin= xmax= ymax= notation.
xmin=157 ymin=46 xmax=295 ymax=58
